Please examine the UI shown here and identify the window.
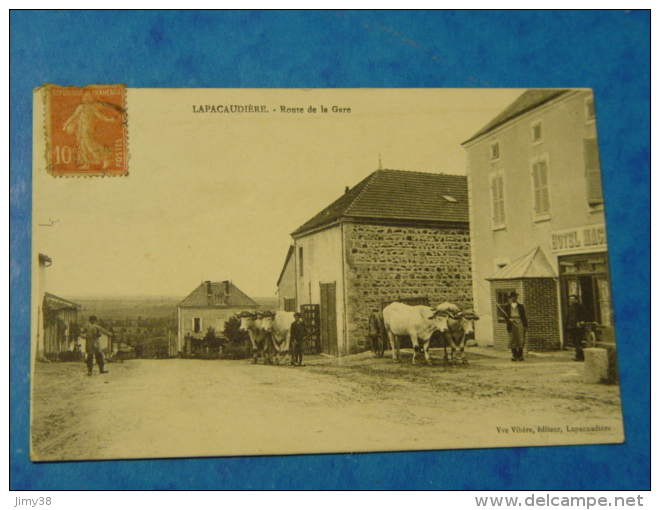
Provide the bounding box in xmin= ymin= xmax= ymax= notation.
xmin=584 ymin=138 xmax=603 ymax=207
xmin=490 ymin=142 xmax=500 ymax=161
xmin=531 ymin=156 xmax=550 ymax=219
xmin=531 ymin=121 xmax=543 ymax=144
xmin=283 ymin=298 xmax=296 ymax=312
xmin=495 ymin=289 xmax=514 ymax=322
xmin=585 ymin=97 xmax=595 ymax=123
xmin=298 ymin=247 xmax=304 ymax=277
xmin=193 ymin=317 xmax=201 ymax=333
xmin=490 ymin=171 xmax=505 ymax=228
xmin=213 ymin=294 xmax=223 ymax=306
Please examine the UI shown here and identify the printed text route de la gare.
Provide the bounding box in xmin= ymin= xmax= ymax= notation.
xmin=191 ymin=105 xmax=352 ymax=113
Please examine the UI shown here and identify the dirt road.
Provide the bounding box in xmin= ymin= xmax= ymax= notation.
xmin=31 ymin=350 xmax=624 ymax=461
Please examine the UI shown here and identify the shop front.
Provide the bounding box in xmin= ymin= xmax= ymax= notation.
xmin=558 ymin=252 xmax=614 ymax=343
xmin=551 ymin=224 xmax=614 ymax=345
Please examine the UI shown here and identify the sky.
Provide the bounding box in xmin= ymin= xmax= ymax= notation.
xmin=33 ymin=88 xmax=522 ymax=299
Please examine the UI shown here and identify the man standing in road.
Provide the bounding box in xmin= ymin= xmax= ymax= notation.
xmin=81 ymin=315 xmax=113 ymax=376
xmin=289 ymin=312 xmax=306 ymax=366
xmin=503 ymin=291 xmax=528 ymax=362
xmin=566 ymin=294 xmax=588 ymax=361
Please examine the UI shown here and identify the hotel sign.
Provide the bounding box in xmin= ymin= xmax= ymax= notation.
xmin=550 ymin=223 xmax=607 ymax=254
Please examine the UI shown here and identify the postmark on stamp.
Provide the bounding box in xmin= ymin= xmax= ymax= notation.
xmin=44 ymin=84 xmax=127 ymax=176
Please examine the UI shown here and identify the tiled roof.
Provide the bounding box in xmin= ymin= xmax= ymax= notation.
xmin=463 ymin=89 xmax=570 ymax=145
xmin=178 ymin=281 xmax=259 ymax=308
xmin=292 ymin=169 xmax=468 ymax=236
xmin=43 ymin=292 xmax=80 ymax=310
xmin=487 ymin=247 xmax=556 ymax=280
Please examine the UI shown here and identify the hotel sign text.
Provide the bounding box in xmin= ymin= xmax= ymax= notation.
xmin=550 ymin=224 xmax=607 ymax=254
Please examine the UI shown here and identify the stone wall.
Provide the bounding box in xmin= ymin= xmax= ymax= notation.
xmin=343 ymin=223 xmax=472 ymax=353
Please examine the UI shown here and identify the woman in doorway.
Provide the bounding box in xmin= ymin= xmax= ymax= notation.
xmin=503 ymin=291 xmax=528 ymax=361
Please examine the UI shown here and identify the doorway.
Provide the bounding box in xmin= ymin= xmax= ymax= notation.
xmin=559 ymin=253 xmax=613 ymax=343
xmin=319 ymin=282 xmax=338 ymax=356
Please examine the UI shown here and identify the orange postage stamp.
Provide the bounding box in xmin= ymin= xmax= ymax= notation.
xmin=45 ymin=84 xmax=127 ymax=176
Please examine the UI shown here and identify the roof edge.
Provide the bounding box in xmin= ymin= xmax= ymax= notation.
xmin=462 ymin=89 xmax=571 ymax=146
xmin=276 ymin=245 xmax=295 ymax=287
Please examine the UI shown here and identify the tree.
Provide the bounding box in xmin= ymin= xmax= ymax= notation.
xmin=223 ymin=316 xmax=249 ymax=346
xmin=203 ymin=326 xmax=222 ymax=350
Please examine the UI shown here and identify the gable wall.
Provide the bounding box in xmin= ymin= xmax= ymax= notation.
xmin=343 ymin=222 xmax=472 ymax=353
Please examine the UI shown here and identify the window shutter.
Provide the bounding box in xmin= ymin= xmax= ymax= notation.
xmin=586 ymin=99 xmax=595 ymax=121
xmin=532 ymin=161 xmax=550 ymax=214
xmin=491 ymin=175 xmax=505 ymax=224
xmin=541 ymin=188 xmax=550 ymax=213
xmin=584 ymin=138 xmax=603 ymax=206
xmin=497 ymin=176 xmax=505 ymax=223
xmin=491 ymin=177 xmax=498 ymax=223
xmin=532 ymin=163 xmax=540 ymax=213
xmin=539 ymin=161 xmax=549 ymax=213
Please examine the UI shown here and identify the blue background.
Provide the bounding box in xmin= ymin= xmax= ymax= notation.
xmin=10 ymin=10 xmax=650 ymax=490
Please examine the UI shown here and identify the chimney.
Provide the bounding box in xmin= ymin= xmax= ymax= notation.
xmin=345 ymin=186 xmax=350 ymax=194
xmin=205 ymin=281 xmax=212 ymax=305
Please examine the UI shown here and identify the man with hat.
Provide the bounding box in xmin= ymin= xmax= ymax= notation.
xmin=566 ymin=294 xmax=588 ymax=361
xmin=502 ymin=291 xmax=528 ymax=361
xmin=81 ymin=315 xmax=113 ymax=376
xmin=289 ymin=312 xmax=306 ymax=366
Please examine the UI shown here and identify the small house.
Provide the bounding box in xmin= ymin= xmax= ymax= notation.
xmin=177 ymin=280 xmax=259 ymax=354
xmin=42 ymin=292 xmax=81 ymax=359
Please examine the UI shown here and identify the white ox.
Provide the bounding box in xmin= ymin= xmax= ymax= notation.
xmin=237 ymin=311 xmax=272 ymax=364
xmin=260 ymin=311 xmax=295 ymax=364
xmin=435 ymin=302 xmax=480 ymax=364
xmin=382 ymin=302 xmax=451 ymax=365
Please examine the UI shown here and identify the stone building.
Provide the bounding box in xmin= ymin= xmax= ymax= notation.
xmin=463 ymin=89 xmax=612 ymax=351
xmin=177 ymin=280 xmax=259 ymax=354
xmin=290 ymin=169 xmax=472 ymax=356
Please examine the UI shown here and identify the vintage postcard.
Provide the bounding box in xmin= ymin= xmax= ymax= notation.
xmin=31 ymin=88 xmax=624 ymax=461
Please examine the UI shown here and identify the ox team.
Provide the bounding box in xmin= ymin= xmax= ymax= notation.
xmin=238 ymin=301 xmax=479 ymax=366
xmin=383 ymin=302 xmax=479 ymax=365
xmin=237 ymin=310 xmax=306 ymax=366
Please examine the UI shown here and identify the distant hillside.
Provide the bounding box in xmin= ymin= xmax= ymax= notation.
xmin=252 ymin=297 xmax=278 ymax=310
xmin=72 ymin=295 xmax=281 ymax=320
xmin=72 ymin=297 xmax=179 ymax=320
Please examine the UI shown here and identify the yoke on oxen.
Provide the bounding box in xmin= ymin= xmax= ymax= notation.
xmin=259 ymin=310 xmax=295 ymax=365
xmin=434 ymin=302 xmax=480 ymax=364
xmin=382 ymin=302 xmax=452 ymax=365
xmin=236 ymin=310 xmax=274 ymax=364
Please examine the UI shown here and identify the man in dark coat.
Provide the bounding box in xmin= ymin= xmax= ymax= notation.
xmin=566 ymin=294 xmax=588 ymax=361
xmin=289 ymin=312 xmax=306 ymax=366
xmin=81 ymin=315 xmax=113 ymax=375
xmin=502 ymin=292 xmax=528 ymax=361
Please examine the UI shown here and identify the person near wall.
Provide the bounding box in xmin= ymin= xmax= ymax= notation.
xmin=503 ymin=292 xmax=528 ymax=361
xmin=81 ymin=315 xmax=113 ymax=376
xmin=289 ymin=312 xmax=306 ymax=366
xmin=566 ymin=294 xmax=588 ymax=362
